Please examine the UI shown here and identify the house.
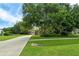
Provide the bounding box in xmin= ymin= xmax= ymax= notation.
xmin=29 ymin=26 xmax=39 ymax=35
xmin=71 ymin=28 xmax=79 ymax=34
xmin=0 ymin=29 xmax=4 ymax=36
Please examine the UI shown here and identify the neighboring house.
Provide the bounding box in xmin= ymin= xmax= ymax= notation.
xmin=0 ymin=29 xmax=4 ymax=36
xmin=71 ymin=28 xmax=79 ymax=34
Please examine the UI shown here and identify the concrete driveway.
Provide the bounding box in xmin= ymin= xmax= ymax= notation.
xmin=0 ymin=35 xmax=32 ymax=56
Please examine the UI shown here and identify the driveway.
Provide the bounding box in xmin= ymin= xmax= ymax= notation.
xmin=0 ymin=35 xmax=32 ymax=56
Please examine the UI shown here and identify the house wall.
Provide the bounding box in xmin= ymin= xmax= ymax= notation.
xmin=0 ymin=30 xmax=2 ymax=34
xmin=72 ymin=29 xmax=79 ymax=34
xmin=0 ymin=29 xmax=4 ymax=36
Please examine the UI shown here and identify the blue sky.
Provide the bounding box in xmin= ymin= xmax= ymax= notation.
xmin=0 ymin=3 xmax=22 ymax=29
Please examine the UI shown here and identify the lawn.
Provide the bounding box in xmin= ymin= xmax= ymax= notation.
xmin=31 ymin=34 xmax=79 ymax=39
xmin=0 ymin=35 xmax=23 ymax=41
xmin=20 ymin=35 xmax=79 ymax=56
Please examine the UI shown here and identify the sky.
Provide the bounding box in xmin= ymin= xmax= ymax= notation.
xmin=0 ymin=3 xmax=22 ymax=29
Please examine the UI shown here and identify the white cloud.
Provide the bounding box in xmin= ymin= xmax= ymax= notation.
xmin=0 ymin=26 xmax=4 ymax=29
xmin=0 ymin=8 xmax=22 ymax=25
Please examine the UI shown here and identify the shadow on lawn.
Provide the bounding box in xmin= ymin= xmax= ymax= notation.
xmin=31 ymin=43 xmax=79 ymax=46
xmin=30 ymin=39 xmax=79 ymax=46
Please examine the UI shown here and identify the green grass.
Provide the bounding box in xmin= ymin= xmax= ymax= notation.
xmin=31 ymin=34 xmax=79 ymax=39
xmin=30 ymin=39 xmax=79 ymax=46
xmin=20 ymin=35 xmax=79 ymax=56
xmin=20 ymin=43 xmax=79 ymax=56
xmin=0 ymin=35 xmax=24 ymax=41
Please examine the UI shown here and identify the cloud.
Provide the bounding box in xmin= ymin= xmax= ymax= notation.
xmin=15 ymin=4 xmax=22 ymax=16
xmin=0 ymin=25 xmax=12 ymax=29
xmin=0 ymin=8 xmax=22 ymax=26
xmin=0 ymin=26 xmax=4 ymax=29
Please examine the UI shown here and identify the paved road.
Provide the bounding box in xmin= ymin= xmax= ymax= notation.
xmin=0 ymin=35 xmax=32 ymax=56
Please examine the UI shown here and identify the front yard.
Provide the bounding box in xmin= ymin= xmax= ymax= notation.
xmin=20 ymin=35 xmax=79 ymax=56
xmin=0 ymin=36 xmax=19 ymax=41
xmin=0 ymin=35 xmax=25 ymax=41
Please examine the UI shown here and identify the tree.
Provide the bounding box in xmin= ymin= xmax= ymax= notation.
xmin=71 ymin=4 xmax=79 ymax=28
xmin=22 ymin=3 xmax=79 ymax=36
xmin=13 ymin=21 xmax=28 ymax=34
xmin=3 ymin=27 xmax=14 ymax=35
xmin=22 ymin=4 xmax=60 ymax=35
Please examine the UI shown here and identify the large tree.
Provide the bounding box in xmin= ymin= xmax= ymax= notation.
xmin=22 ymin=3 xmax=79 ymax=36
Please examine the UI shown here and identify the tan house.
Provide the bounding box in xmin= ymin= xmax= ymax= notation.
xmin=29 ymin=26 xmax=39 ymax=35
xmin=71 ymin=28 xmax=79 ymax=34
